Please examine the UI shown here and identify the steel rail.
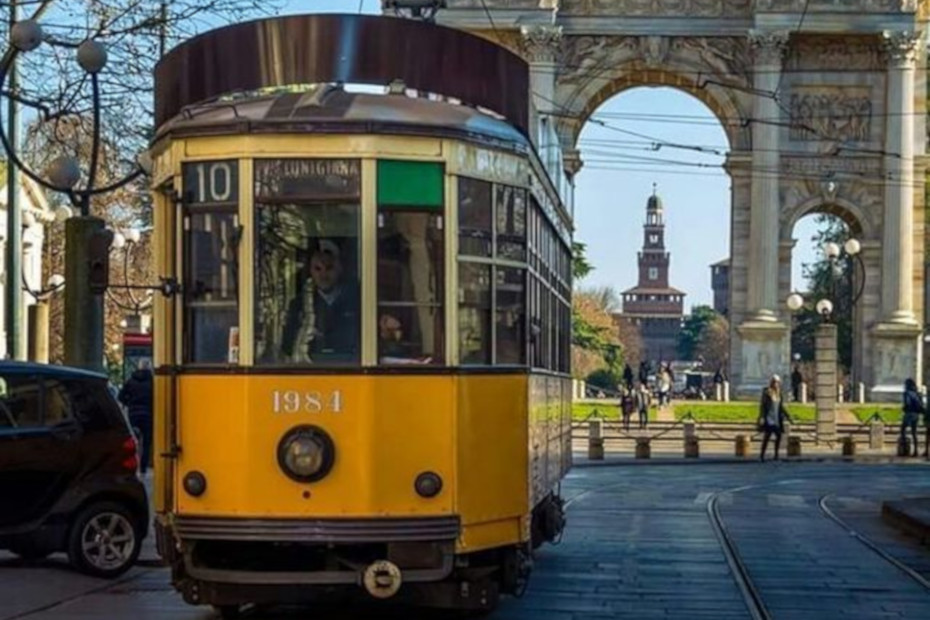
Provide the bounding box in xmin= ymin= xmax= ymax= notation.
xmin=707 ymin=489 xmax=771 ymax=620
xmin=818 ymin=494 xmax=930 ymax=591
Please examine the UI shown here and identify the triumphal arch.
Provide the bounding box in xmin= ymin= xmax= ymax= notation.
xmin=435 ymin=0 xmax=929 ymax=400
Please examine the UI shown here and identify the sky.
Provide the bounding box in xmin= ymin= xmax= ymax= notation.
xmin=276 ymin=1 xmax=824 ymax=309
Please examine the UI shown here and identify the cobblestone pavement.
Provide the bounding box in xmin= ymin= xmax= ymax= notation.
xmin=2 ymin=461 xmax=929 ymax=619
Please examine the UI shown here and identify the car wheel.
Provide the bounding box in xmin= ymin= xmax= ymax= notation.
xmin=67 ymin=501 xmax=141 ymax=578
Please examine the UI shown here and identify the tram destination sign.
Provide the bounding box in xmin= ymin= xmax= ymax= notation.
xmin=183 ymin=160 xmax=239 ymax=205
xmin=255 ymin=159 xmax=361 ymax=201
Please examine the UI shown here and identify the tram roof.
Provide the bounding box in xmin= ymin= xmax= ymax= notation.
xmin=154 ymin=84 xmax=529 ymax=151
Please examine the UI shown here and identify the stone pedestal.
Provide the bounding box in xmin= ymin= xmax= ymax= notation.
xmin=815 ymin=323 xmax=838 ymax=445
xmin=869 ymin=322 xmax=922 ymax=402
xmin=736 ymin=320 xmax=789 ymax=397
xmin=869 ymin=419 xmax=885 ymax=451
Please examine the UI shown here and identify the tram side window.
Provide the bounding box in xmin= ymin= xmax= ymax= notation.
xmin=495 ymin=185 xmax=527 ymax=261
xmin=458 ymin=178 xmax=492 ymax=257
xmin=496 ymin=266 xmax=526 ymax=364
xmin=459 ymin=263 xmax=491 ymax=364
xmin=377 ymin=160 xmax=445 ymax=365
xmin=254 ymin=159 xmax=361 ymax=366
xmin=182 ymin=160 xmax=240 ymax=365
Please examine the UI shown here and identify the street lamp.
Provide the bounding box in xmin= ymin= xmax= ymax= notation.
xmin=1 ymin=17 xmax=148 ymax=371
xmin=22 ymin=272 xmax=65 ymax=364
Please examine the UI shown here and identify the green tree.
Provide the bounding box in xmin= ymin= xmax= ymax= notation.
xmin=572 ymin=241 xmax=593 ymax=281
xmin=790 ymin=215 xmax=853 ymax=372
xmin=678 ymin=305 xmax=720 ymax=360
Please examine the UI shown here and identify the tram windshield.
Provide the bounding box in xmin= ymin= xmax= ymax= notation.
xmin=254 ymin=159 xmax=361 ymax=365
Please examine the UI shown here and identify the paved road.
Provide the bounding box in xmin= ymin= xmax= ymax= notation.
xmin=2 ymin=461 xmax=929 ymax=619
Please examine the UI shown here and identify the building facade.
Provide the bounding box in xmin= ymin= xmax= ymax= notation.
xmin=617 ymin=189 xmax=685 ymax=364
xmin=711 ymin=257 xmax=730 ymax=317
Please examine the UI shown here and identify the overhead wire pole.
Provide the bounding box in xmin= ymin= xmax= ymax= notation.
xmin=3 ymin=0 xmax=54 ymax=361
xmin=5 ymin=0 xmax=21 ymax=359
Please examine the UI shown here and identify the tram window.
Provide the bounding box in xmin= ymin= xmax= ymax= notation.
xmin=255 ymin=204 xmax=361 ymax=365
xmin=458 ymin=262 xmax=491 ymax=365
xmin=458 ymin=178 xmax=492 ymax=257
xmin=377 ymin=211 xmax=444 ymax=364
xmin=496 ymin=266 xmax=526 ymax=365
xmin=495 ymin=185 xmax=527 ymax=261
xmin=183 ymin=210 xmax=239 ymax=364
xmin=254 ymin=159 xmax=361 ymax=366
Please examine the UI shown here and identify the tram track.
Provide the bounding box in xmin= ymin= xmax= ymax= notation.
xmin=818 ymin=494 xmax=930 ymax=592
xmin=706 ymin=489 xmax=771 ymax=620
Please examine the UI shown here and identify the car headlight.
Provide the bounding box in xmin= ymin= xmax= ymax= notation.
xmin=277 ymin=425 xmax=335 ymax=483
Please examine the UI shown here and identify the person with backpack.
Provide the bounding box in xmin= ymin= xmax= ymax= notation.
xmin=901 ymin=378 xmax=924 ymax=457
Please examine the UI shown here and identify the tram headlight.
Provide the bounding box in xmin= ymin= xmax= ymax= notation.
xmin=277 ymin=426 xmax=335 ymax=483
xmin=183 ymin=471 xmax=207 ymax=497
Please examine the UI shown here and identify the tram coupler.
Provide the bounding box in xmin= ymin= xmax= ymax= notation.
xmin=362 ymin=560 xmax=403 ymax=599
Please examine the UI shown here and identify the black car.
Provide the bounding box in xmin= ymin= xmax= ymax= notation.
xmin=0 ymin=361 xmax=148 ymax=578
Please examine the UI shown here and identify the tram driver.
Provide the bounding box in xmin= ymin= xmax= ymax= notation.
xmin=281 ymin=239 xmax=360 ymax=363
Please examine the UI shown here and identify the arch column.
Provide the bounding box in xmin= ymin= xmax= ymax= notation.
xmin=521 ymin=24 xmax=563 ymax=145
xmin=870 ymin=30 xmax=924 ymax=401
xmin=735 ymin=31 xmax=790 ymax=396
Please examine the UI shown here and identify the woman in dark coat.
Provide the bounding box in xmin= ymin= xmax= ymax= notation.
xmin=758 ymin=374 xmax=792 ymax=462
xmin=119 ymin=360 xmax=154 ymax=473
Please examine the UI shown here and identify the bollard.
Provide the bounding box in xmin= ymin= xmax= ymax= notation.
xmin=735 ymin=435 xmax=749 ymax=457
xmin=857 ymin=382 xmax=865 ymax=404
xmin=635 ymin=437 xmax=651 ymax=459
xmin=588 ymin=419 xmax=604 ymax=461
xmin=683 ymin=419 xmax=696 ymax=441
xmin=723 ymin=381 xmax=730 ymax=402
xmin=787 ymin=436 xmax=802 ymax=457
xmin=684 ymin=436 xmax=700 ymax=458
xmin=842 ymin=435 xmax=856 ymax=457
xmin=837 ymin=384 xmax=844 ymax=404
xmin=800 ymin=382 xmax=808 ymax=404
xmin=869 ymin=418 xmax=884 ymax=451
xmin=715 ymin=383 xmax=723 ymax=401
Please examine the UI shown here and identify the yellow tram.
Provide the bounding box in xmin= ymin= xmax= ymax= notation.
xmin=148 ymin=14 xmax=572 ymax=615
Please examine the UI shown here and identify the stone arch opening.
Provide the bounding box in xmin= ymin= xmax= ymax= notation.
xmin=572 ymin=84 xmax=732 ymax=370
xmin=560 ymin=66 xmax=749 ymax=152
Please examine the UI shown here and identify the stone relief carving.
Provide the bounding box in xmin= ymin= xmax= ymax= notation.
xmin=560 ymin=0 xmax=751 ymax=14
xmin=786 ymin=37 xmax=883 ymax=71
xmin=558 ymin=35 xmax=752 ymax=87
xmin=755 ymin=0 xmax=917 ymax=11
xmin=672 ymin=37 xmax=753 ymax=85
xmin=788 ymin=87 xmax=872 ymax=142
xmin=779 ymin=174 xmax=882 ymax=230
xmin=874 ymin=339 xmax=916 ymax=387
xmin=743 ymin=340 xmax=784 ymax=383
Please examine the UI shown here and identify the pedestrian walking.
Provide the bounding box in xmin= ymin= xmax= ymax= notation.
xmin=119 ymin=359 xmax=154 ymax=474
xmin=791 ymin=364 xmax=803 ymax=402
xmin=620 ymin=387 xmax=635 ymax=431
xmin=658 ymin=365 xmax=671 ymax=407
xmin=900 ymin=378 xmax=924 ymax=457
xmin=623 ymin=364 xmax=635 ymax=391
xmin=635 ymin=382 xmax=651 ymax=429
xmin=758 ymin=374 xmax=792 ymax=462
xmin=638 ymin=360 xmax=650 ymax=386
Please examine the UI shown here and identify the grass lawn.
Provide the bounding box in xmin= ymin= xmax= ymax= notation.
xmin=848 ymin=404 xmax=903 ymax=424
xmin=574 ymin=401 xmax=904 ymax=424
xmin=672 ymin=402 xmax=817 ymax=423
xmin=572 ymin=403 xmax=658 ymax=422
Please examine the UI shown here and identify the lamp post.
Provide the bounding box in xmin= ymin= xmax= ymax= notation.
xmin=0 ymin=17 xmax=147 ymax=372
xmin=786 ymin=236 xmax=866 ymax=443
xmin=22 ymin=272 xmax=64 ymax=363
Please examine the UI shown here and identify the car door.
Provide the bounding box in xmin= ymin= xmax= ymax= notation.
xmin=0 ymin=372 xmax=81 ymax=529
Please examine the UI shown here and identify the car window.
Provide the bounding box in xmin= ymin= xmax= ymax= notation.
xmin=0 ymin=374 xmax=41 ymax=430
xmin=65 ymin=379 xmax=122 ymax=431
xmin=43 ymin=378 xmax=74 ymax=427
